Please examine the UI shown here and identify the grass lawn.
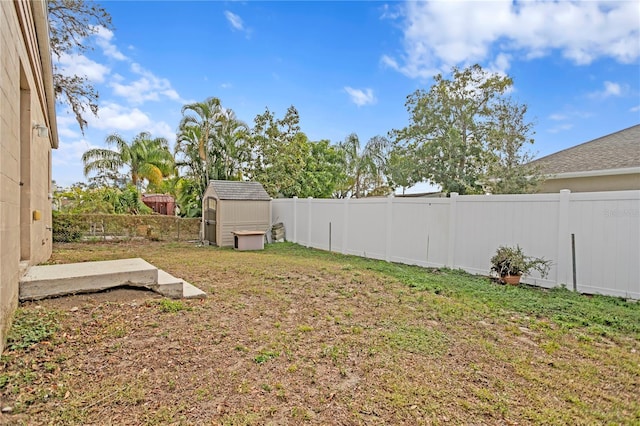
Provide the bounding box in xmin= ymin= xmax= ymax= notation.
xmin=1 ymin=241 xmax=639 ymax=425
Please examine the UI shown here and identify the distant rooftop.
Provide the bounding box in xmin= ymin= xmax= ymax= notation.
xmin=529 ymin=124 xmax=640 ymax=174
xmin=207 ymin=180 xmax=271 ymax=201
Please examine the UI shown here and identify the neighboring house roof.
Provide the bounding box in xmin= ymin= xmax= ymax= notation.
xmin=529 ymin=124 xmax=640 ymax=176
xmin=207 ymin=180 xmax=271 ymax=201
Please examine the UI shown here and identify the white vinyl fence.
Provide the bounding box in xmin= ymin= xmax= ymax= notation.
xmin=272 ymin=190 xmax=640 ymax=299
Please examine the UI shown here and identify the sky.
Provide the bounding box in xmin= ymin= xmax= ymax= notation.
xmin=52 ymin=0 xmax=640 ymax=193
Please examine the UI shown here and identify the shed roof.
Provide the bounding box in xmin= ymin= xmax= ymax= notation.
xmin=143 ymin=194 xmax=175 ymax=202
xmin=528 ymin=124 xmax=640 ymax=174
xmin=207 ymin=180 xmax=271 ymax=201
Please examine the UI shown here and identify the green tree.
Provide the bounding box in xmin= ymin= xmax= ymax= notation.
xmin=245 ymin=106 xmax=305 ymax=197
xmin=175 ymin=177 xmax=203 ymax=218
xmin=393 ymin=64 xmax=514 ymax=195
xmin=82 ymin=132 xmax=174 ymax=190
xmin=175 ymin=125 xmax=208 ymax=194
xmin=214 ymin=108 xmax=250 ymax=181
xmin=483 ymin=99 xmax=543 ymax=194
xmin=178 ymin=97 xmax=222 ymax=184
xmin=386 ymin=145 xmax=421 ymax=195
xmin=296 ymin=138 xmax=346 ymax=198
xmin=54 ymin=183 xmax=151 ymax=215
xmin=48 ymin=0 xmax=112 ymax=132
xmin=335 ymin=133 xmax=391 ymax=198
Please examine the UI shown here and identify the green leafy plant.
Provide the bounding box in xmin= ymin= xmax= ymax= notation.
xmin=155 ymin=299 xmax=189 ymax=313
xmin=490 ymin=245 xmax=551 ymax=279
xmin=6 ymin=309 xmax=60 ymax=350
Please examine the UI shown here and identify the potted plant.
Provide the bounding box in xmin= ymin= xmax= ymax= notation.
xmin=490 ymin=245 xmax=551 ymax=285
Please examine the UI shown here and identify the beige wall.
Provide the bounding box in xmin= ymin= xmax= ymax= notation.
xmin=0 ymin=1 xmax=56 ymax=351
xmin=538 ymin=173 xmax=640 ymax=193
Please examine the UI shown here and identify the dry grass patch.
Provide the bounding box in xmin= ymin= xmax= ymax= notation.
xmin=1 ymin=241 xmax=638 ymax=425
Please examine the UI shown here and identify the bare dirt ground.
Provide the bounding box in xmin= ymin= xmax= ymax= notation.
xmin=1 ymin=241 xmax=638 ymax=425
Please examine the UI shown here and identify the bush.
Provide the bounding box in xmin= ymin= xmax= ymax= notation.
xmin=52 ymin=212 xmax=83 ymax=242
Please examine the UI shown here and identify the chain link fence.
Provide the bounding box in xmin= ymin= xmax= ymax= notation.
xmin=53 ymin=214 xmax=201 ymax=243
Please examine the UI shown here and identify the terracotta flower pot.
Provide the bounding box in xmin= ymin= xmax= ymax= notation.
xmin=502 ymin=274 xmax=521 ymax=285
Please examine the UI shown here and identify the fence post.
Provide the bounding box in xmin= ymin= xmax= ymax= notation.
xmin=385 ymin=195 xmax=393 ymax=262
xmin=341 ymin=197 xmax=349 ymax=254
xmin=307 ymin=197 xmax=313 ymax=248
xmin=292 ymin=196 xmax=298 ymax=244
xmin=556 ymin=189 xmax=572 ymax=288
xmin=446 ymin=193 xmax=458 ymax=268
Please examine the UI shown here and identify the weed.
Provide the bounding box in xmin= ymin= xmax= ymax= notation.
xmin=6 ymin=309 xmax=60 ymax=350
xmin=383 ymin=325 xmax=449 ymax=356
xmin=155 ymin=299 xmax=189 ymax=313
xmin=254 ymin=350 xmax=279 ymax=364
xmin=291 ymin=406 xmax=312 ymax=420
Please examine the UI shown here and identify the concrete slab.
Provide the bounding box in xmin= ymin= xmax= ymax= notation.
xmin=19 ymin=258 xmax=158 ymax=301
xmin=182 ymin=281 xmax=207 ymax=299
xmin=149 ymin=270 xmax=185 ymax=299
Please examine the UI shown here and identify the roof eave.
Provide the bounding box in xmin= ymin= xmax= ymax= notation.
xmin=33 ymin=0 xmax=59 ymax=149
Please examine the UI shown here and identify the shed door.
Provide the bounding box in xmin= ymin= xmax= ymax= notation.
xmin=204 ymin=197 xmax=217 ymax=244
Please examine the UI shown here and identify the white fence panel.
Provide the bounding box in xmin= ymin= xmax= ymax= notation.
xmin=453 ymin=194 xmax=560 ymax=288
xmin=568 ymin=191 xmax=640 ymax=299
xmin=271 ymin=199 xmax=294 ymax=242
xmin=389 ymin=198 xmax=449 ymax=268
xmin=344 ymin=199 xmax=388 ymax=260
xmin=271 ymin=190 xmax=640 ymax=299
xmin=295 ymin=199 xmax=311 ymax=247
xmin=308 ymin=199 xmax=346 ymax=252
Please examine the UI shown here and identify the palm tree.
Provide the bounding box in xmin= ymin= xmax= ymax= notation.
xmin=214 ymin=109 xmax=249 ymax=180
xmin=176 ymin=98 xmax=250 ymax=195
xmin=178 ymin=97 xmax=222 ymax=183
xmin=336 ymin=133 xmax=390 ymax=198
xmin=82 ymin=132 xmax=174 ymax=190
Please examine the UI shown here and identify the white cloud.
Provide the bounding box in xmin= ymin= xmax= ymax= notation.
xmin=220 ymin=82 xmax=233 ymax=89
xmin=93 ymin=26 xmax=127 ymax=61
xmin=109 ymin=63 xmax=186 ymax=105
xmin=602 ymin=81 xmax=622 ymax=97
xmin=84 ymin=102 xmax=175 ymax=145
xmin=380 ymin=3 xmax=401 ymax=20
xmin=344 ymin=87 xmax=377 ymax=107
xmin=630 ymin=105 xmax=640 ymax=113
xmin=88 ymin=102 xmax=153 ymax=131
xmin=549 ymin=113 xmax=568 ymax=121
xmin=547 ymin=123 xmax=574 ymax=134
xmin=384 ymin=1 xmax=640 ymax=79
xmin=55 ymin=53 xmax=110 ymax=83
xmin=224 ymin=11 xmax=244 ymax=31
xmin=52 ymin=138 xmax=98 ymax=166
xmin=55 ymin=114 xmax=82 ymax=139
xmin=588 ymin=81 xmax=625 ymax=99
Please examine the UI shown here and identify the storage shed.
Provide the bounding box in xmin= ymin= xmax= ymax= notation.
xmin=142 ymin=194 xmax=176 ymax=216
xmin=202 ymin=180 xmax=271 ymax=247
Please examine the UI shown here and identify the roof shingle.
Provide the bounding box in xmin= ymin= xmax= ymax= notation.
xmin=529 ymin=124 xmax=640 ymax=174
xmin=207 ymin=180 xmax=271 ymax=201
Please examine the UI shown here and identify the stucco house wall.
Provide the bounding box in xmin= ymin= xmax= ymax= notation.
xmin=0 ymin=0 xmax=58 ymax=351
xmin=538 ymin=171 xmax=640 ymax=193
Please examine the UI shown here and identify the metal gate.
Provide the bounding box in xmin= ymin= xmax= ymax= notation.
xmin=204 ymin=197 xmax=217 ymax=244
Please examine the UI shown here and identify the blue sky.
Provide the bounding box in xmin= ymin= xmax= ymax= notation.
xmin=52 ymin=0 xmax=640 ymax=193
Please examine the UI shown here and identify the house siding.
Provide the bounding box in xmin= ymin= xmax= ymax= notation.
xmin=0 ymin=0 xmax=57 ymax=352
xmin=538 ymin=173 xmax=640 ymax=193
